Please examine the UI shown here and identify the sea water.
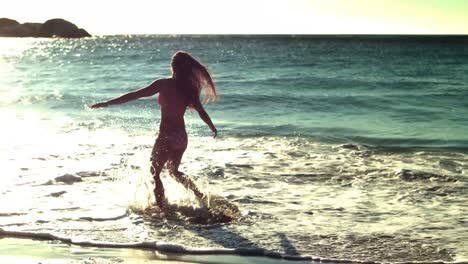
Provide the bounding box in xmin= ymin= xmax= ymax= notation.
xmin=0 ymin=35 xmax=467 ymax=263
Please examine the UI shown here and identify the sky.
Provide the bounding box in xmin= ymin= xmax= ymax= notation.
xmin=1 ymin=0 xmax=467 ymax=35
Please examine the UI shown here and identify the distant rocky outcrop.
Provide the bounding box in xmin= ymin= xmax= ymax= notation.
xmin=0 ymin=18 xmax=91 ymax=38
xmin=0 ymin=18 xmax=19 ymax=28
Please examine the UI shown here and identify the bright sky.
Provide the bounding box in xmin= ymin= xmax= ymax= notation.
xmin=1 ymin=0 xmax=467 ymax=35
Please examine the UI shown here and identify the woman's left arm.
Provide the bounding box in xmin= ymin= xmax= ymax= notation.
xmin=91 ymin=79 xmax=164 ymax=108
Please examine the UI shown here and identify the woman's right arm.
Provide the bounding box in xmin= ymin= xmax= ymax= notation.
xmin=91 ymin=79 xmax=164 ymax=108
xmin=193 ymin=100 xmax=217 ymax=138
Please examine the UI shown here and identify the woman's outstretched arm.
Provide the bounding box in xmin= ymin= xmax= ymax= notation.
xmin=193 ymin=99 xmax=218 ymax=138
xmin=91 ymin=79 xmax=164 ymax=108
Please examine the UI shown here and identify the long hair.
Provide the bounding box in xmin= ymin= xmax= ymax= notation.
xmin=171 ymin=51 xmax=218 ymax=108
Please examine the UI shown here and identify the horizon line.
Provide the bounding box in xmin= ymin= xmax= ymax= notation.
xmin=90 ymin=33 xmax=468 ymax=37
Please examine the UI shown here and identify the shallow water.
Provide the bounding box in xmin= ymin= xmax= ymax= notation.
xmin=1 ymin=36 xmax=467 ymax=263
xmin=0 ymin=238 xmax=313 ymax=264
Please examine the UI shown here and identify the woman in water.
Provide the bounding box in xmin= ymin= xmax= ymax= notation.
xmin=91 ymin=51 xmax=218 ymax=208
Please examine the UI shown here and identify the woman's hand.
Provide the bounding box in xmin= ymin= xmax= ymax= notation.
xmin=212 ymin=128 xmax=218 ymax=139
xmin=90 ymin=102 xmax=109 ymax=109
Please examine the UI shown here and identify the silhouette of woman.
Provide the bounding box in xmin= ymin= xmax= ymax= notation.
xmin=91 ymin=51 xmax=218 ymax=208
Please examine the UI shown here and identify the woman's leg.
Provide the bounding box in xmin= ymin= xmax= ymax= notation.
xmin=150 ymin=138 xmax=169 ymax=208
xmin=168 ymin=149 xmax=204 ymax=199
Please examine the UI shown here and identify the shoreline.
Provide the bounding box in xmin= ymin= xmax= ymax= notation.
xmin=1 ymin=237 xmax=467 ymax=264
xmin=1 ymin=35 xmax=467 ymax=263
xmin=0 ymin=237 xmax=315 ymax=264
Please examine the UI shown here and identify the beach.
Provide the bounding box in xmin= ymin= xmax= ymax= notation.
xmin=0 ymin=237 xmax=319 ymax=264
xmin=1 ymin=35 xmax=467 ymax=263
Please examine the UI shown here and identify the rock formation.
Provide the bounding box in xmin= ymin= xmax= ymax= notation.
xmin=0 ymin=18 xmax=91 ymax=38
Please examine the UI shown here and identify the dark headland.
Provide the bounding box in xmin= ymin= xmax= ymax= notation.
xmin=0 ymin=18 xmax=91 ymax=38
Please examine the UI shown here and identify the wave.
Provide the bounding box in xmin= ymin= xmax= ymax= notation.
xmin=347 ymin=136 xmax=468 ymax=152
xmin=2 ymin=228 xmax=465 ymax=264
xmin=220 ymin=126 xmax=468 ymax=151
xmin=216 ymin=92 xmax=467 ymax=116
xmin=0 ymin=93 xmax=64 ymax=106
xmin=5 ymin=90 xmax=467 ymax=121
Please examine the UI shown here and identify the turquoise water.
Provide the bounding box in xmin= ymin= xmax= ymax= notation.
xmin=2 ymin=36 xmax=468 ymax=147
xmin=1 ymin=36 xmax=467 ymax=263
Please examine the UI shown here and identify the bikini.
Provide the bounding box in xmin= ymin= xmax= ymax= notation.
xmin=152 ymin=94 xmax=188 ymax=154
xmin=158 ymin=129 xmax=188 ymax=151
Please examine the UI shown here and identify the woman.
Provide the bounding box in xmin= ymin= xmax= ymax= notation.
xmin=91 ymin=51 xmax=218 ymax=208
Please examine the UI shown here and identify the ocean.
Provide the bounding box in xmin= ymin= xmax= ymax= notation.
xmin=1 ymin=35 xmax=467 ymax=263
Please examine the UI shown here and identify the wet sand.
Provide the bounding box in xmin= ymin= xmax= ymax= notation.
xmin=0 ymin=238 xmax=316 ymax=264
